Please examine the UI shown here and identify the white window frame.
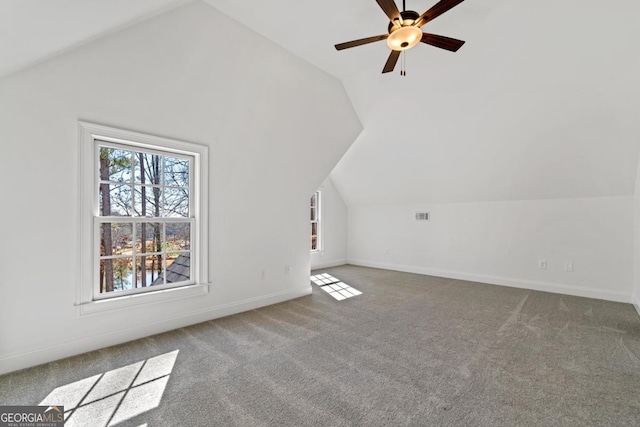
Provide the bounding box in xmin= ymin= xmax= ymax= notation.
xmin=311 ymin=190 xmax=321 ymax=252
xmin=78 ymin=122 xmax=209 ymax=315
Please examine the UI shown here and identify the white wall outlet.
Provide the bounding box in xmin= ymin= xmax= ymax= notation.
xmin=284 ymin=265 xmax=291 ymax=275
xmin=260 ymin=269 xmax=266 ymax=280
xmin=564 ymin=262 xmax=574 ymax=272
xmin=384 ymin=248 xmax=390 ymax=256
xmin=538 ymin=259 xmax=547 ymax=270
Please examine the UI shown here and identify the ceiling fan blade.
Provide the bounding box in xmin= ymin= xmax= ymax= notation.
xmin=382 ymin=50 xmax=401 ymax=73
xmin=335 ymin=34 xmax=389 ymax=51
xmin=415 ymin=0 xmax=465 ymax=27
xmin=376 ymin=0 xmax=401 ymax=23
xmin=421 ymin=33 xmax=465 ymax=52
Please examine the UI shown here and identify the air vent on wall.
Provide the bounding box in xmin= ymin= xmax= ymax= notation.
xmin=415 ymin=212 xmax=430 ymax=221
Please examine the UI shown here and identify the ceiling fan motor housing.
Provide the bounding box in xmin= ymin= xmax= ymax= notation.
xmin=387 ymin=10 xmax=420 ymax=33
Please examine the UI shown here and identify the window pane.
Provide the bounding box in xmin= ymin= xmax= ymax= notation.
xmin=99 ymin=184 xmax=132 ymax=216
xmin=164 ymin=187 xmax=189 ymax=217
xmin=166 ymin=253 xmax=190 ymax=284
xmin=134 ymin=185 xmax=162 ymax=217
xmin=133 ymin=152 xmax=162 ymax=185
xmin=99 ymin=147 xmax=131 ymax=183
xmin=136 ymin=222 xmax=163 ymax=253
xmin=101 ymin=257 xmax=134 ymax=292
xmin=100 ymin=223 xmax=133 ymax=257
xmin=136 ymin=255 xmax=164 ymax=287
xmin=311 ymin=222 xmax=317 ymax=250
xmin=99 ymin=258 xmax=113 ymax=293
xmin=165 ymin=157 xmax=189 ymax=188
xmin=166 ymin=222 xmax=190 ymax=250
xmin=310 ymin=191 xmax=320 ymax=251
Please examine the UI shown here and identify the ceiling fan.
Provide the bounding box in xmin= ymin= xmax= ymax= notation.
xmin=335 ymin=0 xmax=466 ymax=74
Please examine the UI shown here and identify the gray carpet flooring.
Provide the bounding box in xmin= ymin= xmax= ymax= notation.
xmin=1 ymin=265 xmax=640 ymax=426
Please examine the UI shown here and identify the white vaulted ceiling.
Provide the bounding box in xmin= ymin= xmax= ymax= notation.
xmin=0 ymin=0 xmax=190 ymax=78
xmin=3 ymin=0 xmax=640 ymax=204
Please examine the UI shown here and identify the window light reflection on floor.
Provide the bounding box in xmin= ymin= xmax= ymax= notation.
xmin=39 ymin=350 xmax=178 ymax=427
xmin=310 ymin=273 xmax=362 ymax=301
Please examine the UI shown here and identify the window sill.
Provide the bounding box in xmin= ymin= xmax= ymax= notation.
xmin=76 ymin=283 xmax=209 ymax=316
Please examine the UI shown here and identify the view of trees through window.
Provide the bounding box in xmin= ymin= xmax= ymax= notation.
xmin=98 ymin=144 xmax=192 ymax=294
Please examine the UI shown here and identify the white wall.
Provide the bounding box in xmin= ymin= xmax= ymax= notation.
xmin=310 ymin=177 xmax=348 ymax=270
xmin=348 ymin=197 xmax=634 ymax=302
xmin=0 ymin=2 xmax=361 ymax=374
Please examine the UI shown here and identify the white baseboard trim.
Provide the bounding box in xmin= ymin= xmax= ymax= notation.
xmin=311 ymin=259 xmax=348 ymax=270
xmin=633 ymin=294 xmax=640 ymax=318
xmin=347 ymin=259 xmax=632 ymax=303
xmin=0 ymin=286 xmax=311 ymax=376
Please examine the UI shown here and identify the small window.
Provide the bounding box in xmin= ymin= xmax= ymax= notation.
xmin=79 ymin=123 xmax=209 ymax=314
xmin=310 ymin=191 xmax=320 ymax=251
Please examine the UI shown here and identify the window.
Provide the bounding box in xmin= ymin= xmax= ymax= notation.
xmin=79 ymin=123 xmax=208 ymax=314
xmin=310 ymin=191 xmax=320 ymax=251
xmin=96 ymin=145 xmax=191 ymax=295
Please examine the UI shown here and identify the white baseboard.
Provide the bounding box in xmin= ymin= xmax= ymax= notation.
xmin=0 ymin=286 xmax=311 ymax=376
xmin=310 ymin=259 xmax=347 ymax=270
xmin=347 ymin=259 xmax=632 ymax=303
xmin=633 ymin=294 xmax=640 ymax=318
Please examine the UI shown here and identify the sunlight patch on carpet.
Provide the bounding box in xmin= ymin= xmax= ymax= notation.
xmin=310 ymin=273 xmax=362 ymax=301
xmin=39 ymin=350 xmax=178 ymax=426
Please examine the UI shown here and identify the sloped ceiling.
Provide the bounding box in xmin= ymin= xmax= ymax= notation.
xmin=3 ymin=0 xmax=640 ymax=204
xmin=0 ymin=0 xmax=190 ymax=78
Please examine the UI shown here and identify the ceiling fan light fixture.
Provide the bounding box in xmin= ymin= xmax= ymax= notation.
xmin=386 ymin=25 xmax=422 ymax=51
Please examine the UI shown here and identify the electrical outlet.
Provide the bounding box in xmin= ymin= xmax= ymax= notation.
xmin=384 ymin=248 xmax=390 ymax=256
xmin=564 ymin=262 xmax=574 ymax=272
xmin=260 ymin=269 xmax=266 ymax=280
xmin=538 ymin=259 xmax=547 ymax=270
xmin=284 ymin=265 xmax=291 ymax=275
